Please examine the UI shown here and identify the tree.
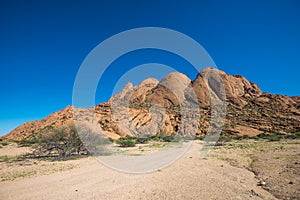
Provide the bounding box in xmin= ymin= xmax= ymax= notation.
xmin=32 ymin=126 xmax=88 ymax=159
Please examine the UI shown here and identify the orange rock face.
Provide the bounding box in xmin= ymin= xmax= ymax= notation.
xmin=4 ymin=68 xmax=300 ymax=140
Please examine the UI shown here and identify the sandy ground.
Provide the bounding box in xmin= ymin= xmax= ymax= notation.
xmin=210 ymin=140 xmax=300 ymax=200
xmin=0 ymin=141 xmax=279 ymax=200
xmin=0 ymin=143 xmax=31 ymax=156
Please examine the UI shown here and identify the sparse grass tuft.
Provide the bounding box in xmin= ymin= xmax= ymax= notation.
xmin=0 ymin=155 xmax=25 ymax=163
xmin=1 ymin=170 xmax=37 ymax=181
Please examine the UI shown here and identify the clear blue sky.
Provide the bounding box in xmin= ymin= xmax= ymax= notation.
xmin=0 ymin=0 xmax=299 ymax=135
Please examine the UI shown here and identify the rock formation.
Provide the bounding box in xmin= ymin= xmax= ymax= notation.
xmin=4 ymin=68 xmax=300 ymax=140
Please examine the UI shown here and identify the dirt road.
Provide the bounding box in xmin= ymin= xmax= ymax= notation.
xmin=0 ymin=142 xmax=277 ymax=200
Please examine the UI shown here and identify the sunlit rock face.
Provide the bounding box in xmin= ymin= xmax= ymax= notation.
xmin=4 ymin=68 xmax=300 ymax=141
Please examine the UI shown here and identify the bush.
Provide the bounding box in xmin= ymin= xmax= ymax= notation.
xmin=156 ymin=130 xmax=166 ymax=138
xmin=0 ymin=141 xmax=9 ymax=146
xmin=108 ymin=138 xmax=114 ymax=143
xmin=161 ymin=135 xmax=175 ymax=142
xmin=267 ymin=135 xmax=282 ymax=142
xmin=254 ymin=133 xmax=283 ymax=142
xmin=17 ymin=139 xmax=37 ymax=147
xmin=218 ymin=136 xmax=232 ymax=143
xmin=153 ymin=130 xmax=181 ymax=142
xmin=116 ymin=137 xmax=136 ymax=147
xmin=194 ymin=136 xmax=204 ymax=140
xmin=284 ymin=132 xmax=300 ymax=139
xmin=136 ymin=137 xmax=150 ymax=144
xmin=232 ymin=135 xmax=249 ymax=140
xmin=160 ymin=135 xmax=181 ymax=142
xmin=193 ymin=132 xmax=300 ymax=143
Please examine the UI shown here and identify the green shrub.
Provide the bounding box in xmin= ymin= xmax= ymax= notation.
xmin=254 ymin=133 xmax=283 ymax=142
xmin=156 ymin=130 xmax=166 ymax=138
xmin=232 ymin=135 xmax=249 ymax=140
xmin=218 ymin=136 xmax=232 ymax=143
xmin=0 ymin=141 xmax=9 ymax=146
xmin=116 ymin=137 xmax=136 ymax=147
xmin=136 ymin=137 xmax=150 ymax=144
xmin=17 ymin=139 xmax=37 ymax=147
xmin=108 ymin=138 xmax=114 ymax=143
xmin=267 ymin=135 xmax=282 ymax=142
xmin=149 ymin=135 xmax=161 ymax=141
xmin=154 ymin=130 xmax=181 ymax=142
xmin=194 ymin=136 xmax=204 ymax=140
xmin=161 ymin=135 xmax=175 ymax=142
xmin=161 ymin=135 xmax=181 ymax=142
xmin=283 ymin=133 xmax=300 ymax=140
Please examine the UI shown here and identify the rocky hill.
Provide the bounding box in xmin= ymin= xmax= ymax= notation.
xmin=4 ymin=68 xmax=300 ymax=140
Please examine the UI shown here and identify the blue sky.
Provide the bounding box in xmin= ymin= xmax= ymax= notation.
xmin=0 ymin=0 xmax=299 ymax=135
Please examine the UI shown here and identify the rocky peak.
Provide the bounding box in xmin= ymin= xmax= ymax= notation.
xmin=129 ymin=78 xmax=159 ymax=103
xmin=139 ymin=78 xmax=159 ymax=87
xmin=4 ymin=68 xmax=300 ymax=140
xmin=194 ymin=68 xmax=262 ymax=106
xmin=108 ymin=82 xmax=134 ymax=104
xmin=148 ymin=72 xmax=192 ymax=107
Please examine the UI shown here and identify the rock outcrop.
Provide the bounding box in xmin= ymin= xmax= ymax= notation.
xmin=4 ymin=106 xmax=74 ymax=140
xmin=4 ymin=68 xmax=300 ymax=140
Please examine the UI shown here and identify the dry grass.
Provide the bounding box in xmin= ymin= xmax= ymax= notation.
xmin=210 ymin=139 xmax=300 ymax=200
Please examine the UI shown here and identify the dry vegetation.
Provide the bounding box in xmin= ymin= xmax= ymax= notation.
xmin=0 ymin=135 xmax=299 ymax=200
xmin=210 ymin=139 xmax=300 ymax=200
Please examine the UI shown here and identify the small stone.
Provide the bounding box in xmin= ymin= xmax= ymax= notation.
xmin=250 ymin=189 xmax=259 ymax=196
xmin=288 ymin=181 xmax=294 ymax=185
xmin=257 ymin=181 xmax=266 ymax=186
